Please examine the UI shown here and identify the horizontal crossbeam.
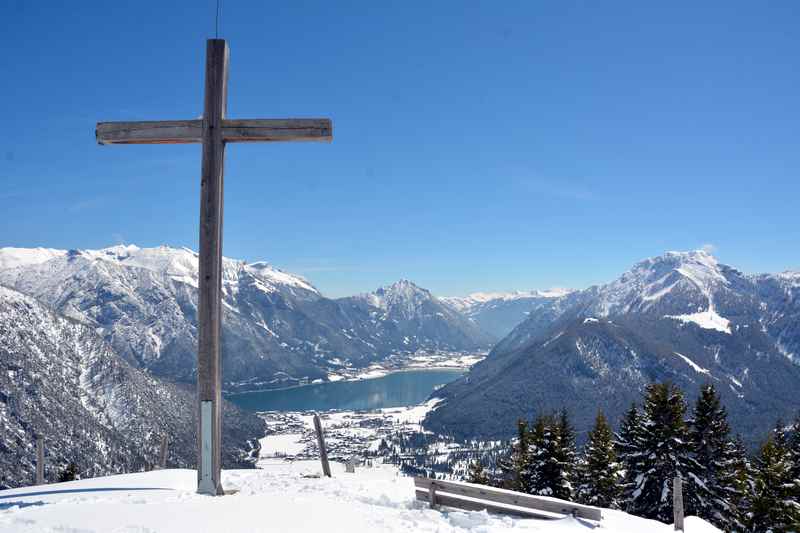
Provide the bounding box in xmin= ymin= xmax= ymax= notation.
xmin=222 ymin=118 xmax=332 ymax=143
xmin=96 ymin=120 xmax=202 ymax=145
xmin=96 ymin=118 xmax=332 ymax=145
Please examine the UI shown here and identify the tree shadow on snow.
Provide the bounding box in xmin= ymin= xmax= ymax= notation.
xmin=0 ymin=487 xmax=172 ymax=501
xmin=0 ymin=500 xmax=46 ymax=510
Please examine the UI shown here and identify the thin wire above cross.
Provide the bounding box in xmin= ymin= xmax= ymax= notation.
xmin=96 ymin=39 xmax=332 ymax=495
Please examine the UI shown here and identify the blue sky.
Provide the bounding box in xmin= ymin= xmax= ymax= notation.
xmin=1 ymin=1 xmax=798 ymax=297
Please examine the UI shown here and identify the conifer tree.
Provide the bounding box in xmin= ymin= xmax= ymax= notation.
xmin=722 ymin=435 xmax=753 ymax=532
xmin=577 ymin=411 xmax=622 ymax=508
xmin=688 ymin=383 xmax=741 ymax=530
xmin=626 ymin=382 xmax=703 ymax=523
xmin=525 ymin=412 xmax=577 ymax=500
xmin=749 ymin=430 xmax=798 ymax=533
xmin=467 ymin=460 xmax=489 ymax=485
xmin=553 ymin=410 xmax=577 ymax=501
xmin=615 ymin=403 xmax=646 ymax=508
xmin=500 ymin=419 xmax=531 ymax=492
xmin=787 ymin=414 xmax=800 ymax=520
xmin=526 ymin=415 xmax=550 ymax=496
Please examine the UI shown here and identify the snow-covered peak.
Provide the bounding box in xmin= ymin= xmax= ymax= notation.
xmin=0 ymin=244 xmax=319 ymax=295
xmin=588 ymin=250 xmax=737 ymax=320
xmin=363 ymin=279 xmax=433 ymax=312
xmin=0 ymin=246 xmax=66 ymax=270
xmin=634 ymin=249 xmax=728 ymax=289
xmin=440 ymin=288 xmax=575 ymax=314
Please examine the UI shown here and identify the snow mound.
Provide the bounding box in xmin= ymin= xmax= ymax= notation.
xmin=0 ymin=463 xmax=721 ymax=533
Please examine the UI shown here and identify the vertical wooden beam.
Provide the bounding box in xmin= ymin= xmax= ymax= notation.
xmin=35 ymin=436 xmax=44 ymax=485
xmin=313 ymin=413 xmax=331 ymax=478
xmin=428 ymin=481 xmax=438 ymax=509
xmin=158 ymin=434 xmax=169 ymax=469
xmin=673 ymin=476 xmax=684 ymax=531
xmin=197 ymin=38 xmax=228 ymax=496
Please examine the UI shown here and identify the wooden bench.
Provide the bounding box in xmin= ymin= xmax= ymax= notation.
xmin=413 ymin=477 xmax=602 ymax=521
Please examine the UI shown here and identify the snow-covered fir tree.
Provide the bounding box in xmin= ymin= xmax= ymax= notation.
xmin=525 ymin=412 xmax=576 ymax=500
xmin=688 ymin=383 xmax=746 ymax=530
xmin=788 ymin=414 xmax=800 ymax=520
xmin=615 ymin=403 xmax=646 ymax=506
xmin=553 ymin=410 xmax=577 ymax=501
xmin=576 ymin=411 xmax=622 ymax=509
xmin=524 ymin=416 xmax=548 ymax=495
xmin=467 ymin=460 xmax=490 ymax=485
xmin=625 ymin=382 xmax=704 ymax=523
xmin=498 ymin=420 xmax=532 ymax=492
xmin=748 ymin=426 xmax=799 ymax=533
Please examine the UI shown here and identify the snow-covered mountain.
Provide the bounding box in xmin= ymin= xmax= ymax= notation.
xmin=441 ymin=288 xmax=576 ymax=338
xmin=426 ymin=250 xmax=800 ymax=446
xmin=0 ymin=285 xmax=263 ymax=490
xmin=338 ymin=280 xmax=495 ymax=351
xmin=0 ymin=245 xmax=491 ymax=392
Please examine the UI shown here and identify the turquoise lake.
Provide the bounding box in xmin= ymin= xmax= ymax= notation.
xmin=227 ymin=369 xmax=464 ymax=412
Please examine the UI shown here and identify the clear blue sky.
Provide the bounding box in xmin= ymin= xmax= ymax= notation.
xmin=1 ymin=1 xmax=798 ymax=297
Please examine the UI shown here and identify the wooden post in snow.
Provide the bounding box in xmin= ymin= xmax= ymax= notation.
xmin=313 ymin=413 xmax=331 ymax=478
xmin=428 ymin=480 xmax=438 ymax=509
xmin=158 ymin=434 xmax=169 ymax=469
xmin=673 ymin=476 xmax=684 ymax=531
xmin=35 ymin=436 xmax=44 ymax=485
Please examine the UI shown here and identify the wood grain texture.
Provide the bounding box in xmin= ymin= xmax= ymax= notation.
xmin=158 ymin=434 xmax=169 ymax=469
xmin=673 ymin=476 xmax=684 ymax=531
xmin=96 ymin=120 xmax=202 ymax=145
xmin=35 ymin=437 xmax=44 ymax=485
xmin=196 ymin=38 xmax=228 ymax=497
xmin=313 ymin=413 xmax=332 ymax=478
xmin=413 ymin=477 xmax=602 ymax=521
xmin=222 ymin=118 xmax=332 ymax=142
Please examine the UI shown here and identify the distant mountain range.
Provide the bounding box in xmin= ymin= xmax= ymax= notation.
xmin=426 ymin=250 xmax=800 ymax=446
xmin=0 ymin=285 xmax=262 ymax=490
xmin=441 ymin=289 xmax=575 ymax=338
xmin=0 ymin=245 xmax=492 ymax=393
xmin=4 ymin=244 xmax=799 ymax=464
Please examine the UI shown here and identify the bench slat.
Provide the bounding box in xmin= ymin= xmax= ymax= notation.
xmin=413 ymin=478 xmax=602 ymax=521
xmin=415 ymin=488 xmax=565 ymax=520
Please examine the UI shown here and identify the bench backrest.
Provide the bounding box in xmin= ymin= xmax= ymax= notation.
xmin=413 ymin=477 xmax=602 ymax=521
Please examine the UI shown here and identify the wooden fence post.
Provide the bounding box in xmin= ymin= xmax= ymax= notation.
xmin=313 ymin=413 xmax=331 ymax=478
xmin=158 ymin=435 xmax=169 ymax=469
xmin=428 ymin=480 xmax=438 ymax=509
xmin=673 ymin=476 xmax=684 ymax=531
xmin=35 ymin=436 xmax=44 ymax=485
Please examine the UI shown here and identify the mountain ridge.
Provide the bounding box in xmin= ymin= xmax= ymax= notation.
xmin=0 ymin=245 xmax=491 ymax=392
xmin=425 ymin=250 xmax=800 ymax=446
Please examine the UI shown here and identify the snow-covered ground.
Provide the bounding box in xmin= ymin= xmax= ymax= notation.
xmin=0 ymin=460 xmax=719 ymax=533
xmin=257 ymin=399 xmax=441 ymax=461
xmin=0 ymin=400 xmax=720 ymax=532
xmin=325 ymin=351 xmax=485 ymax=383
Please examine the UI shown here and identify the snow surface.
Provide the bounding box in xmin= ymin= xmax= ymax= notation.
xmin=259 ymin=433 xmax=306 ymax=457
xmin=667 ymin=309 xmax=731 ymax=334
xmin=674 ymin=352 xmax=711 ymax=375
xmin=0 ymin=462 xmax=720 ymax=533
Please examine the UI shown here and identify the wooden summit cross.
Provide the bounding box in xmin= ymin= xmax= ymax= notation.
xmin=96 ymin=39 xmax=332 ymax=495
